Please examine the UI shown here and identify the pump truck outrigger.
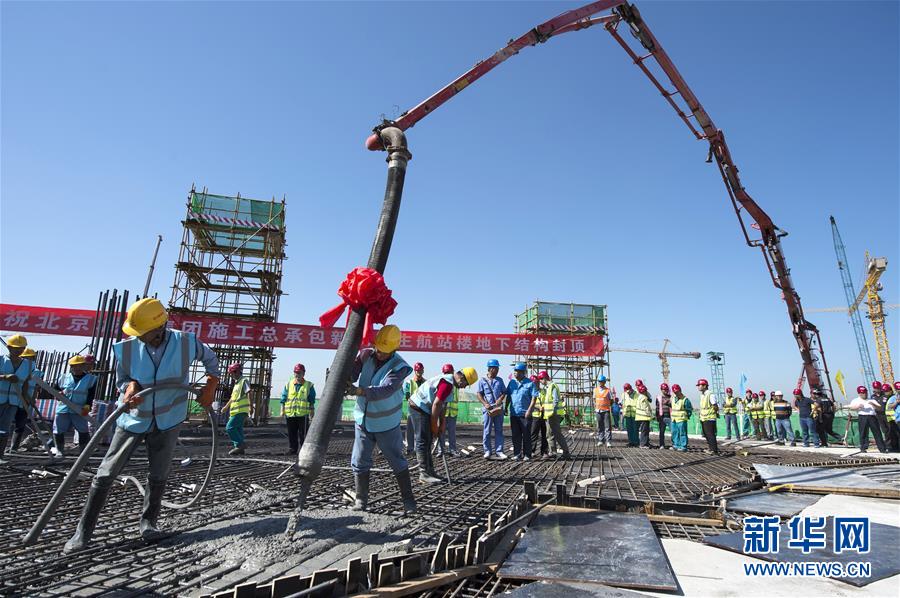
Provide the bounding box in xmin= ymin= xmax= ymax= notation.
xmin=291 ymin=0 xmax=833 ymax=518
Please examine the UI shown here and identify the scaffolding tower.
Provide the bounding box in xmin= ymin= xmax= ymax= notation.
xmin=706 ymin=352 xmax=726 ymax=400
xmin=169 ymin=186 xmax=286 ymax=422
xmin=515 ymin=301 xmax=608 ymax=425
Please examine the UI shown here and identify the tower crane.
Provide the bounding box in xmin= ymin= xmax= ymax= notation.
xmin=609 ymin=339 xmax=701 ymax=383
xmin=856 ymin=253 xmax=893 ymax=385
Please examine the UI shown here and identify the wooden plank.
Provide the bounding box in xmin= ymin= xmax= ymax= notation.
xmin=271 ymin=574 xmax=307 ymax=598
xmin=368 ymin=553 xmax=380 ymax=588
xmin=399 ymin=555 xmax=424 ymax=581
xmin=431 ymin=533 xmax=451 ymax=572
xmin=232 ymin=582 xmax=257 ymax=598
xmin=353 ymin=565 xmax=487 ymax=598
xmin=345 ymin=557 xmax=363 ymax=594
xmin=524 ymin=480 xmax=537 ymax=503
xmin=555 ymin=482 xmax=567 ymax=506
xmin=377 ymin=562 xmax=397 ymax=587
xmin=310 ymin=568 xmax=340 ymax=588
xmin=464 ymin=526 xmax=479 ymax=566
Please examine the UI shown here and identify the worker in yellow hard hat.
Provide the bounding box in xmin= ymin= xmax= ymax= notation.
xmin=51 ymin=355 xmax=98 ymax=458
xmin=1 ymin=334 xmax=35 ymax=461
xmin=11 ymin=347 xmax=41 ymax=453
xmin=345 ymin=324 xmax=418 ymax=512
xmin=64 ymin=298 xmax=221 ymax=553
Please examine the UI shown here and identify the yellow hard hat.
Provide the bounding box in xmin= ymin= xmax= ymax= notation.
xmin=69 ymin=355 xmax=87 ymax=366
xmin=122 ymin=298 xmax=168 ymax=337
xmin=374 ymin=325 xmax=401 ymax=353
xmin=21 ymin=348 xmax=37 ymax=358
xmin=461 ymin=367 xmax=478 ymax=386
xmin=6 ymin=334 xmax=27 ymax=348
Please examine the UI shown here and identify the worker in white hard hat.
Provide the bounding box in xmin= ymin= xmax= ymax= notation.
xmin=0 ymin=334 xmax=34 ymax=461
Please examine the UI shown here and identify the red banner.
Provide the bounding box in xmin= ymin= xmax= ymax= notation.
xmin=0 ymin=303 xmax=604 ymax=357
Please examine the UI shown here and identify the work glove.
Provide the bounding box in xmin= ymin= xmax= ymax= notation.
xmin=198 ymin=376 xmax=219 ymax=408
xmin=123 ymin=380 xmax=143 ymax=408
xmin=81 ymin=405 xmax=90 ymax=417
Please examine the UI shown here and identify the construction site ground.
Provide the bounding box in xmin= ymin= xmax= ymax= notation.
xmin=1 ymin=423 xmax=897 ymax=597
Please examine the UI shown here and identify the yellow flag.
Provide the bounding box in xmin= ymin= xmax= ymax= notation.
xmin=835 ymin=370 xmax=846 ymax=397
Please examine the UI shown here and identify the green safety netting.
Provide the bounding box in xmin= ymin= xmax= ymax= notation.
xmin=189 ymin=190 xmax=284 ymax=252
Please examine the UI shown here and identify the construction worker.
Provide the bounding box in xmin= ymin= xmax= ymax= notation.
xmin=621 ymin=383 xmax=637 ymax=447
xmin=793 ymin=388 xmax=818 ymax=447
xmin=528 ymin=374 xmax=549 ymax=457
xmin=669 ymin=384 xmax=692 ymax=451
xmin=740 ymin=389 xmax=754 ymax=438
xmin=722 ymin=387 xmax=739 ymax=440
xmin=763 ymin=391 xmax=776 ymax=440
xmin=772 ymin=391 xmax=795 ymax=446
xmin=507 ymin=364 xmax=538 ymax=461
xmin=875 ymin=381 xmax=900 ymax=452
xmin=812 ymin=390 xmax=833 ymax=448
xmin=476 ymin=359 xmax=507 ymax=459
xmin=409 ymin=358 xmax=478 ymax=482
xmin=345 ymin=325 xmax=418 ymax=510
xmin=0 ymin=334 xmax=34 ymax=460
xmin=281 ymin=363 xmax=315 ymax=456
xmin=51 ymin=355 xmax=98 ymax=457
xmin=696 ymin=379 xmax=719 ymax=454
xmin=611 ymin=393 xmax=621 ymax=430
xmin=633 ymin=381 xmax=653 ymax=449
xmin=655 ymin=383 xmax=672 ymax=449
xmin=402 ymin=362 xmax=426 ymax=455
xmin=9 ymin=347 xmax=39 ymax=453
xmin=538 ymin=371 xmax=570 ymax=459
xmin=64 ymin=298 xmax=219 ymax=552
xmin=594 ymin=375 xmax=612 ymax=448
xmin=221 ymin=363 xmax=250 ymax=455
xmin=820 ymin=389 xmax=842 ymax=444
xmin=436 ymin=365 xmax=460 ymax=457
xmin=887 ymin=383 xmax=900 ymax=444
xmin=848 ymin=385 xmax=888 ymax=454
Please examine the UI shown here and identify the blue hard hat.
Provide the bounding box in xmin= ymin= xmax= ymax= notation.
xmin=513 ymin=362 xmax=527 ymax=372
xmin=487 ymin=359 xmax=500 ymax=368
xmin=598 ymin=375 xmax=607 ymax=383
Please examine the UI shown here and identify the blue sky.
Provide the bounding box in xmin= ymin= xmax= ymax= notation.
xmin=2 ymin=1 xmax=897 ymax=399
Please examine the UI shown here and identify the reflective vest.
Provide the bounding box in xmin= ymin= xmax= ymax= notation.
xmin=57 ymin=372 xmax=97 ymax=415
xmin=411 ymin=374 xmax=455 ymax=415
xmin=283 ymin=379 xmax=313 ymax=417
xmin=542 ymin=382 xmax=565 ymax=419
xmin=634 ymin=392 xmax=653 ymax=421
xmin=671 ymin=395 xmax=689 ymax=422
xmin=230 ymin=377 xmax=250 ymax=416
xmin=699 ymin=391 xmax=716 ymax=422
xmin=594 ymin=386 xmax=611 ymax=411
xmin=446 ymin=386 xmax=459 ymax=417
xmin=622 ymin=391 xmax=636 ymax=418
xmin=355 ymin=352 xmax=410 ymax=432
xmin=749 ymin=400 xmax=763 ymax=420
xmin=764 ymin=399 xmax=775 ymax=418
xmin=0 ymin=356 xmax=34 ymax=407
xmin=112 ymin=330 xmax=199 ymax=433
xmin=723 ymin=396 xmax=738 ymax=414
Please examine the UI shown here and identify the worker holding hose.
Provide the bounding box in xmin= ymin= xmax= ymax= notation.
xmin=0 ymin=334 xmax=34 ymax=461
xmin=63 ymin=298 xmax=219 ymax=553
xmin=51 ymin=355 xmax=97 ymax=458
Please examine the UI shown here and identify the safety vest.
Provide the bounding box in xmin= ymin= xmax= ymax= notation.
xmin=622 ymin=391 xmax=636 ymax=418
xmin=446 ymin=386 xmax=459 ymax=417
xmin=671 ymin=395 xmax=689 ymax=422
xmin=355 ymin=352 xmax=410 ymax=432
xmin=57 ymin=372 xmax=98 ymax=415
xmin=764 ymin=399 xmax=775 ymax=418
xmin=25 ymin=368 xmax=43 ymax=401
xmin=542 ymin=382 xmax=565 ymax=419
xmin=634 ymin=392 xmax=653 ymax=421
xmin=594 ymin=386 xmax=611 ymax=411
xmin=283 ymin=379 xmax=313 ymax=417
xmin=749 ymin=400 xmax=762 ymax=420
xmin=0 ymin=356 xmax=34 ymax=407
xmin=699 ymin=391 xmax=716 ymax=422
xmin=723 ymin=396 xmax=737 ymax=414
xmin=112 ymin=330 xmax=199 ymax=433
xmin=230 ymin=377 xmax=251 ymax=416
xmin=411 ymin=374 xmax=455 ymax=415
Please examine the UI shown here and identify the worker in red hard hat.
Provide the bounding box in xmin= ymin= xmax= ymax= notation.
xmin=848 ymin=385 xmax=888 ymax=453
xmin=528 ymin=374 xmax=549 ymax=457
xmin=222 ymin=363 xmax=250 ymax=456
xmin=722 ymin=387 xmax=739 ymax=441
xmin=621 ymin=383 xmax=637 ymax=446
xmin=792 ymin=387 xmax=819 ymax=447
xmin=887 ymin=383 xmax=900 ymax=450
xmin=740 ymin=390 xmax=754 ymax=439
xmin=403 ymin=362 xmax=427 ymax=456
xmin=655 ymin=383 xmax=672 ymax=449
xmin=669 ymin=384 xmax=692 ymax=451
xmin=633 ymin=382 xmax=653 ymax=449
xmin=281 ymin=363 xmax=316 ymax=456
xmin=537 ymin=371 xmax=571 ymax=459
xmin=436 ymin=364 xmax=461 ymax=458
xmin=874 ymin=381 xmax=899 ymax=452
xmin=696 ymin=379 xmax=719 ymax=454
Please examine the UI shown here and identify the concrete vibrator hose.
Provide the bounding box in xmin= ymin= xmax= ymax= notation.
xmin=22 ymin=383 xmax=218 ymax=546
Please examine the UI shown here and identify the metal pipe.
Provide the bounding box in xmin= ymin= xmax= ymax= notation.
xmin=290 ymin=128 xmax=410 ymax=526
xmin=143 ymin=235 xmax=163 ymax=298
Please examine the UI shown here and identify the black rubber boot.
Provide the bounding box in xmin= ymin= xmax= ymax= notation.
xmin=395 ymin=469 xmax=417 ymax=513
xmin=54 ymin=433 xmax=66 ymax=457
xmin=416 ymin=450 xmax=440 ymax=484
xmin=63 ymin=484 xmax=111 ymax=553
xmin=0 ymin=435 xmax=8 ymax=462
xmin=11 ymin=430 xmax=24 ymax=452
xmin=140 ymin=482 xmax=167 ymax=541
xmin=351 ymin=471 xmax=370 ymax=511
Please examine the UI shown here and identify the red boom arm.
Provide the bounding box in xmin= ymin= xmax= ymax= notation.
xmin=366 ymin=2 xmax=832 ymax=394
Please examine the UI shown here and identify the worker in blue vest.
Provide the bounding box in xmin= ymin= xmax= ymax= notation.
xmin=346 ymin=325 xmax=417 ymax=512
xmin=281 ymin=363 xmax=316 ymax=455
xmin=52 ymin=355 xmax=98 ymax=458
xmin=0 ymin=334 xmax=34 ymax=461
xmin=410 ymin=360 xmax=479 ymax=482
xmin=64 ymin=298 xmax=219 ymax=553
xmin=10 ymin=347 xmax=40 ymax=453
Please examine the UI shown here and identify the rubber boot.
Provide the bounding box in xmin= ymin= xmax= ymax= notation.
xmin=395 ymin=469 xmax=417 ymax=513
xmin=351 ymin=471 xmax=370 ymax=511
xmin=416 ymin=450 xmax=440 ymax=484
xmin=54 ymin=433 xmax=66 ymax=457
xmin=0 ymin=435 xmax=8 ymax=463
xmin=63 ymin=484 xmax=111 ymax=553
xmin=140 ymin=481 xmax=167 ymax=541
xmin=11 ymin=430 xmax=24 ymax=452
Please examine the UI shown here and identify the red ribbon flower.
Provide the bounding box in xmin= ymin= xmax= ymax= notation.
xmin=319 ymin=267 xmax=397 ymax=345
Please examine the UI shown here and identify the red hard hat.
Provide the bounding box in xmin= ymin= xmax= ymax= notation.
xmin=671 ymin=384 xmax=682 ymax=393
xmin=530 ymin=375 xmax=539 ymax=383
xmin=293 ymin=363 xmax=305 ymax=374
xmin=857 ymin=385 xmax=868 ymax=394
xmin=660 ymin=383 xmax=669 ymax=391
xmin=228 ymin=362 xmax=242 ymax=374
xmin=538 ymin=370 xmax=550 ymax=380
xmin=442 ymin=363 xmax=453 ymax=374
xmin=872 ymin=381 xmax=883 ymax=390
xmin=792 ymin=388 xmax=802 ymax=395
xmin=696 ymin=378 xmax=708 ymax=386
xmin=623 ymin=383 xmax=633 ymax=391
xmin=753 ymin=392 xmax=760 ymax=398
xmin=894 ymin=382 xmax=900 ymax=391
xmin=635 ymin=379 xmax=644 ymax=387
xmin=83 ymin=354 xmax=96 ymax=365
xmin=637 ymin=385 xmax=647 ymax=393
xmin=725 ymin=387 xmax=732 ymax=393
xmin=745 ymin=389 xmax=753 ymax=394
xmin=757 ymin=389 xmax=765 ymax=396
xmin=413 ymin=362 xmax=424 ymax=373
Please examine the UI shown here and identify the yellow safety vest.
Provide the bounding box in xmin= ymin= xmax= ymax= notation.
xmin=446 ymin=386 xmax=459 ymax=417
xmin=622 ymin=391 xmax=636 ymax=418
xmin=542 ymin=382 xmax=565 ymax=419
xmin=671 ymin=396 xmax=689 ymax=422
xmin=764 ymin=399 xmax=775 ymax=418
xmin=284 ymin=379 xmax=313 ymax=417
xmin=230 ymin=377 xmax=250 ymax=416
xmin=723 ymin=396 xmax=738 ymax=414
xmin=750 ymin=400 xmax=762 ymax=420
xmin=699 ymin=391 xmax=716 ymax=422
xmin=634 ymin=392 xmax=653 ymax=421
